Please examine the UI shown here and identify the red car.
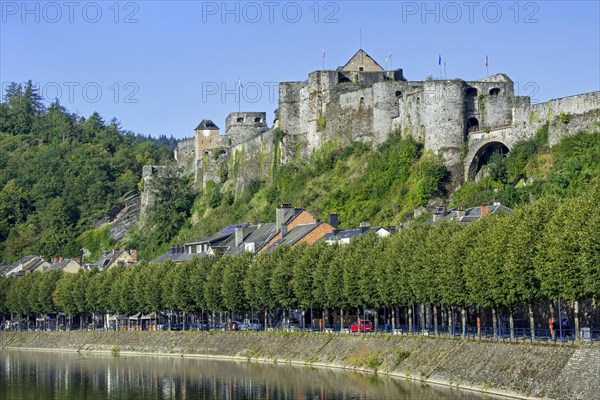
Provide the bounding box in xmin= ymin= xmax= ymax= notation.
xmin=350 ymin=320 xmax=373 ymax=333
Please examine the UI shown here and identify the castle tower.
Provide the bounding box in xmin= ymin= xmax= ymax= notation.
xmin=194 ymin=119 xmax=221 ymax=162
xmin=225 ymin=112 xmax=268 ymax=146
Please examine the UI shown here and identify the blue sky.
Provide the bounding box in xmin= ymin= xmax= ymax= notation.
xmin=1 ymin=1 xmax=598 ymax=139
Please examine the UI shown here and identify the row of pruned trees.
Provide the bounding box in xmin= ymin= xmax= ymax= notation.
xmin=0 ymin=179 xmax=598 ymax=336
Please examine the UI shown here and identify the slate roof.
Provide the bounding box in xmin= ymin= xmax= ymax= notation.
xmin=0 ymin=263 xmax=12 ymax=276
xmin=262 ymin=223 xmax=319 ymax=253
xmin=323 ymin=228 xmax=367 ymax=242
xmin=183 ymin=224 xmax=244 ymax=247
xmin=94 ymin=250 xmax=130 ymax=270
xmin=195 ymin=119 xmax=219 ymax=131
xmin=322 ymin=226 xmax=394 ymax=242
xmin=47 ymin=258 xmax=81 ymax=272
xmin=25 ymin=258 xmax=48 ymax=272
xmin=428 ymin=203 xmax=514 ymax=224
xmin=225 ymin=222 xmax=277 ymax=255
xmin=4 ymin=255 xmax=48 ymax=276
xmin=151 ymin=252 xmax=204 ymax=264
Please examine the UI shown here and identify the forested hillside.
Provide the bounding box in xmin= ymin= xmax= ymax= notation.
xmin=1 ymin=81 xmax=598 ymax=263
xmin=173 ymin=136 xmax=444 ymax=246
xmin=0 ymin=82 xmax=174 ymax=262
xmin=164 ymin=124 xmax=600 ymax=260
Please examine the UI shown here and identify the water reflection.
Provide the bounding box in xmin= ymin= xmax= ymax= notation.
xmin=0 ymin=350 xmax=501 ymax=399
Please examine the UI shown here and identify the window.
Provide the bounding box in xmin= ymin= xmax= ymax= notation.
xmin=466 ymin=88 xmax=478 ymax=97
xmin=254 ymin=117 xmax=262 ymax=123
xmin=236 ymin=117 xmax=244 ymax=123
xmin=489 ymin=88 xmax=500 ymax=96
xmin=395 ymin=91 xmax=402 ymax=99
xmin=467 ymin=117 xmax=480 ymax=133
xmin=359 ymin=67 xmax=364 ymax=71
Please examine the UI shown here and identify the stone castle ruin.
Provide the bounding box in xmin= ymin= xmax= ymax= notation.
xmin=170 ymin=49 xmax=599 ymax=191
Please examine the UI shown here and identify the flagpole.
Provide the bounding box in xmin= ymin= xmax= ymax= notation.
xmin=444 ymin=58 xmax=447 ymax=79
xmin=237 ymin=78 xmax=241 ymax=113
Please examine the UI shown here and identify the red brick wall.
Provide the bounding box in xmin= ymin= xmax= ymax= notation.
xmin=293 ymin=223 xmax=334 ymax=247
xmin=258 ymin=210 xmax=318 ymax=254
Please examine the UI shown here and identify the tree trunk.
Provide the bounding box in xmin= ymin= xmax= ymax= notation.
xmin=492 ymin=308 xmax=497 ymax=338
xmin=265 ymin=309 xmax=268 ymax=330
xmin=391 ymin=306 xmax=396 ymax=333
xmin=528 ymin=303 xmax=535 ymax=341
xmin=374 ymin=311 xmax=379 ymax=333
xmin=183 ymin=311 xmax=187 ymax=331
xmin=461 ymin=307 xmax=466 ymax=337
xmin=301 ymin=309 xmax=305 ymax=331
xmin=574 ymin=301 xmax=580 ymax=340
xmin=420 ymin=304 xmax=426 ymax=332
xmin=509 ymin=308 xmax=515 ymax=340
xmin=408 ymin=306 xmax=413 ymax=333
xmin=433 ymin=305 xmax=439 ymax=335
xmin=340 ymin=309 xmax=344 ymax=331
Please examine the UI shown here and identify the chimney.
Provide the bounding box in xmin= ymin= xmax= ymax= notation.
xmin=59 ymin=256 xmax=64 ymax=262
xmin=493 ymin=197 xmax=501 ymax=206
xmin=359 ymin=222 xmax=370 ymax=232
xmin=235 ymin=226 xmax=245 ymax=247
xmin=75 ymin=256 xmax=81 ymax=264
xmin=130 ymin=249 xmax=137 ymax=263
xmin=480 ymin=204 xmax=489 ymax=218
xmin=456 ymin=208 xmax=465 ymax=219
xmin=281 ymin=224 xmax=288 ymax=238
xmin=52 ymin=257 xmax=57 ymax=263
xmin=276 ymin=204 xmax=293 ymax=232
xmin=328 ymin=213 xmax=339 ymax=230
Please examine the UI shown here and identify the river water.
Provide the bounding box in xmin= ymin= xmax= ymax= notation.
xmin=0 ymin=350 xmax=502 ymax=399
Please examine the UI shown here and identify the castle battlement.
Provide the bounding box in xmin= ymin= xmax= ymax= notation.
xmin=178 ymin=49 xmax=599 ymax=189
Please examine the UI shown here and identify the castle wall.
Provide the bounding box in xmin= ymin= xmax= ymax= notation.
xmin=182 ymin=60 xmax=599 ymax=193
xmin=225 ymin=112 xmax=268 ymax=146
xmin=226 ymin=129 xmax=274 ymax=194
xmin=465 ymin=91 xmax=600 ymax=181
xmin=174 ymin=138 xmax=195 ymax=175
xmin=422 ymin=81 xmax=466 ymax=177
xmin=464 ymin=81 xmax=514 ymax=129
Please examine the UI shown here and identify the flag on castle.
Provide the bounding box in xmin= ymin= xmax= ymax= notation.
xmin=438 ymin=54 xmax=442 ymax=66
xmin=237 ymin=79 xmax=243 ymax=89
xmin=485 ymin=56 xmax=489 ymax=67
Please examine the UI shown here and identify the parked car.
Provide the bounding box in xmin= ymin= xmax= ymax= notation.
xmin=239 ymin=318 xmax=263 ymax=331
xmin=350 ymin=320 xmax=373 ymax=333
xmin=230 ymin=320 xmax=243 ymax=331
xmin=275 ymin=318 xmax=300 ymax=331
